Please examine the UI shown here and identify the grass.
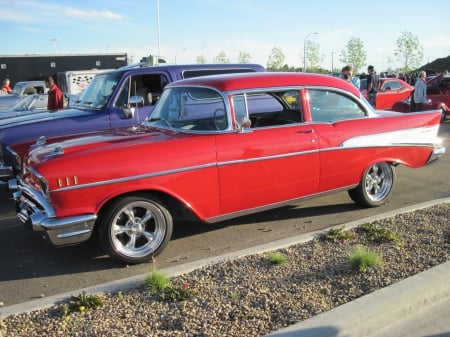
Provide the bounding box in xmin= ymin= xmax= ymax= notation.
xmin=144 ymin=270 xmax=170 ymax=293
xmin=266 ymin=251 xmax=288 ymax=265
xmin=349 ymin=245 xmax=382 ymax=272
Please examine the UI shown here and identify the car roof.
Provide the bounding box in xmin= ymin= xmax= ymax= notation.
xmin=111 ymin=63 xmax=266 ymax=76
xmin=166 ymin=72 xmax=361 ymax=97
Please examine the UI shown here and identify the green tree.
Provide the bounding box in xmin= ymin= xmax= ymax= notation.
xmin=266 ymin=46 xmax=285 ymax=71
xmin=196 ymin=55 xmax=206 ymax=64
xmin=238 ymin=51 xmax=251 ymax=64
xmin=214 ymin=51 xmax=230 ymax=64
xmin=305 ymin=40 xmax=321 ymax=72
xmin=340 ymin=37 xmax=366 ymax=74
xmin=394 ymin=31 xmax=424 ymax=73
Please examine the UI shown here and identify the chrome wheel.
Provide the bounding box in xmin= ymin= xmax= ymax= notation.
xmin=99 ymin=196 xmax=173 ymax=264
xmin=348 ymin=162 xmax=395 ymax=207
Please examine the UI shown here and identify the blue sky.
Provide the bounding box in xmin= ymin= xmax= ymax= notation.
xmin=1 ymin=0 xmax=449 ymax=72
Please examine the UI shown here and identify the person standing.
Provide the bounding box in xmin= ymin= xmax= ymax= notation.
xmin=366 ymin=65 xmax=378 ymax=107
xmin=45 ymin=76 xmax=64 ymax=111
xmin=413 ymin=71 xmax=429 ymax=112
xmin=341 ymin=65 xmax=360 ymax=89
xmin=1 ymin=78 xmax=12 ymax=94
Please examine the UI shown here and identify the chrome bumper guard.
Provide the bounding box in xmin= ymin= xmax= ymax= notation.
xmin=11 ymin=179 xmax=97 ymax=246
xmin=0 ymin=164 xmax=13 ymax=180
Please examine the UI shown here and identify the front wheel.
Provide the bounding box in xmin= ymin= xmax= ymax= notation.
xmin=348 ymin=162 xmax=395 ymax=207
xmin=98 ymin=196 xmax=173 ymax=264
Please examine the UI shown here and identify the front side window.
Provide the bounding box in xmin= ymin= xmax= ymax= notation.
xmin=114 ymin=74 xmax=170 ymax=109
xmin=146 ymin=87 xmax=228 ymax=131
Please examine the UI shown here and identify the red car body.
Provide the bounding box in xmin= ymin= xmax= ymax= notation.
xmin=391 ymin=74 xmax=450 ymax=122
xmin=11 ymin=72 xmax=445 ymax=263
xmin=360 ymin=77 xmax=413 ymax=110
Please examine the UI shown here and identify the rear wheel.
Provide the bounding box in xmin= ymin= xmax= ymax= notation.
xmin=99 ymin=195 xmax=173 ymax=264
xmin=348 ymin=162 xmax=395 ymax=207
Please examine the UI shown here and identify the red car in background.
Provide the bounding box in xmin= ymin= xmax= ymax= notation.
xmin=392 ymin=74 xmax=450 ymax=122
xmin=360 ymin=77 xmax=413 ymax=110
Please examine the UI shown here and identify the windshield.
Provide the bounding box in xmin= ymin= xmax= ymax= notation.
xmin=76 ymin=72 xmax=121 ymax=109
xmin=11 ymin=83 xmax=25 ymax=95
xmin=145 ymin=87 xmax=228 ymax=131
xmin=11 ymin=94 xmax=36 ymax=111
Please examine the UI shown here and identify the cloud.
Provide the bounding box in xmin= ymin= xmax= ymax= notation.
xmin=63 ymin=7 xmax=124 ymax=21
xmin=0 ymin=1 xmax=124 ymax=23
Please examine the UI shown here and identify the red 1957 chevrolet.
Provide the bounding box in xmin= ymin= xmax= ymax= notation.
xmin=10 ymin=72 xmax=445 ymax=264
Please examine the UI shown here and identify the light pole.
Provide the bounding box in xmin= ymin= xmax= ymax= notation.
xmin=331 ymin=51 xmax=335 ymax=74
xmin=49 ymin=38 xmax=60 ymax=53
xmin=175 ymin=48 xmax=187 ymax=64
xmin=303 ymin=32 xmax=318 ymax=72
xmin=156 ymin=0 xmax=160 ymax=56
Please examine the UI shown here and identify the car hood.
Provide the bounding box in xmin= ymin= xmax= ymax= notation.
xmin=27 ymin=125 xmax=171 ymax=165
xmin=0 ymin=106 xmax=87 ymax=127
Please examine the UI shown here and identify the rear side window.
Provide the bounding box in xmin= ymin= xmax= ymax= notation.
xmin=232 ymin=90 xmax=302 ymax=128
xmin=309 ymin=89 xmax=365 ymax=122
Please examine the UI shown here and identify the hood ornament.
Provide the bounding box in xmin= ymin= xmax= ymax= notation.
xmin=31 ymin=136 xmax=47 ymax=149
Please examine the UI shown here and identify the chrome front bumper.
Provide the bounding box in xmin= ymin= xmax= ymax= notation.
xmin=11 ymin=179 xmax=97 ymax=246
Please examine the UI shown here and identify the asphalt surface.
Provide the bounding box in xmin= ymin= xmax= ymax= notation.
xmin=1 ymin=198 xmax=449 ymax=337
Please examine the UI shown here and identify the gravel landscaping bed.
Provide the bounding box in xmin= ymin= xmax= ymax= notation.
xmin=1 ymin=203 xmax=449 ymax=337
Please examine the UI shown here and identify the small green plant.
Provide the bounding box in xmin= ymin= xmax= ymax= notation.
xmin=267 ymin=251 xmax=288 ymax=265
xmin=145 ymin=270 xmax=197 ymax=301
xmin=145 ymin=270 xmax=170 ymax=293
xmin=349 ymin=245 xmax=382 ymax=272
xmin=68 ymin=291 xmax=104 ymax=313
xmin=360 ymin=223 xmax=399 ymax=243
xmin=161 ymin=283 xmax=198 ymax=301
xmin=321 ymin=225 xmax=355 ymax=242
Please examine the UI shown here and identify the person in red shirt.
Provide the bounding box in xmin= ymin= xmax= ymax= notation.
xmin=1 ymin=78 xmax=12 ymax=94
xmin=45 ymin=76 xmax=64 ymax=111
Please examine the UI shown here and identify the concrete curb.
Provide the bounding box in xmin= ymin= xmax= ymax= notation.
xmin=1 ymin=197 xmax=449 ymax=323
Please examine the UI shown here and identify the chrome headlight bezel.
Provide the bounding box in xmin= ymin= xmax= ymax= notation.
xmin=27 ymin=166 xmax=50 ymax=197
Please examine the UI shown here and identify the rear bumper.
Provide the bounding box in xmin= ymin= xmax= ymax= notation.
xmin=11 ymin=180 xmax=97 ymax=246
xmin=427 ymin=145 xmax=446 ymax=164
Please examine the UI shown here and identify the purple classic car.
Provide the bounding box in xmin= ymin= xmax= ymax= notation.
xmin=0 ymin=63 xmax=265 ymax=181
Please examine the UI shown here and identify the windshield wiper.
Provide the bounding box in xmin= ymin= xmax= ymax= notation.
xmin=148 ymin=117 xmax=177 ymax=133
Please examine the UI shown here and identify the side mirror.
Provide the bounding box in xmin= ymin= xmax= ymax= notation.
xmin=123 ymin=95 xmax=143 ymax=119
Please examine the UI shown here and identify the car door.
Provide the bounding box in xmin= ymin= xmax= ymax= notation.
xmin=215 ymin=90 xmax=320 ymax=215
